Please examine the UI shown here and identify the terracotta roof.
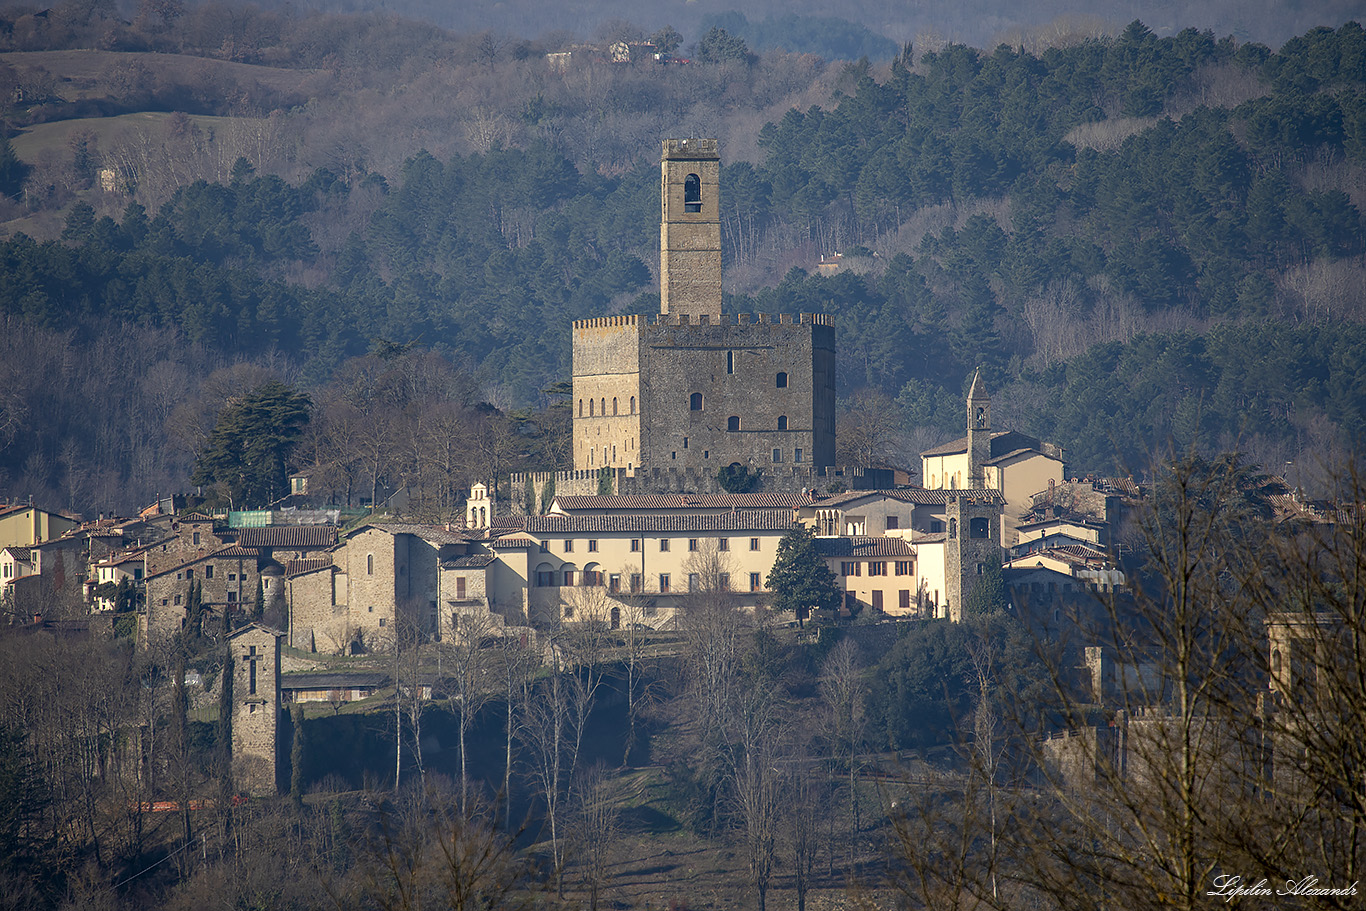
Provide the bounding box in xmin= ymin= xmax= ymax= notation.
xmin=814 ymin=537 xmax=916 ymax=558
xmin=235 ymin=526 xmax=338 ymax=549
xmin=144 ymin=545 xmax=259 ymax=581
xmin=525 ymin=510 xmax=796 ymax=534
xmin=285 ymin=558 xmax=334 ymax=578
xmin=553 ymin=493 xmax=807 ymax=511
xmin=442 ymin=554 xmax=497 ymax=569
xmin=490 ymin=531 xmax=537 ymax=548
xmin=2 ymin=546 xmax=32 ymax=563
xmin=348 ymin=523 xmax=468 ymax=545
xmin=920 ymin=429 xmax=1046 ymax=459
xmin=808 ymin=488 xmax=1006 ymax=508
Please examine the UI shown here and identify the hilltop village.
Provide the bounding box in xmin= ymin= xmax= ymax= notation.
xmin=1 ymin=137 xmax=1358 ymax=911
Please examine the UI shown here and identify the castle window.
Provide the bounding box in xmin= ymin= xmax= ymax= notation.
xmin=613 ymin=398 xmax=618 ymax=415
xmin=970 ymin=517 xmax=990 ymax=539
xmin=192 ymin=532 xmax=200 ymax=545
xmin=690 ymin=393 xmax=703 ymax=411
xmin=579 ymin=399 xmax=584 ymax=417
xmin=205 ymin=565 xmax=213 ymax=579
xmin=727 ymin=416 xmax=741 ymax=432
xmin=366 ymin=554 xmax=374 ymax=575
xmin=794 ymin=448 xmax=803 ymax=463
xmin=949 ymin=518 xmax=957 ymax=537
xmin=589 ymin=399 xmax=594 ymax=416
xmin=630 ymin=396 xmax=636 ymax=414
xmin=683 ymin=437 xmax=688 ymax=448
xmin=727 ymin=350 xmax=734 ymax=374
xmin=600 ymin=398 xmax=606 ymax=416
xmin=684 ymin=173 xmax=702 ymax=212
xmin=776 ymin=372 xmax=788 ymax=388
xmin=773 ymin=448 xmax=782 ymax=463
xmin=777 ymin=415 xmax=788 ymax=430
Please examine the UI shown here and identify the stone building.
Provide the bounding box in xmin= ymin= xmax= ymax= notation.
xmin=520 ymin=139 xmax=838 ymax=504
xmin=230 ymin=624 xmax=284 ymax=797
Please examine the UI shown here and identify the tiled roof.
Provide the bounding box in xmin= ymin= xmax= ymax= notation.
xmin=145 ymin=545 xmax=259 ymax=581
xmin=525 ymin=509 xmax=796 ymax=534
xmin=285 ymin=558 xmax=334 ymax=578
xmin=349 ymin=523 xmax=468 ymax=545
xmin=441 ymin=554 xmax=497 ymax=569
xmin=553 ymin=493 xmax=808 ymax=511
xmin=281 ymin=671 xmax=389 ymax=689
xmin=808 ymin=488 xmax=1006 ymax=508
xmin=814 ymin=536 xmax=916 ymax=558
xmin=235 ymin=526 xmax=338 ymax=549
xmin=920 ymin=429 xmax=1045 ymax=459
xmin=2 ymin=547 xmax=32 ymax=563
xmin=490 ymin=531 xmax=537 ymax=548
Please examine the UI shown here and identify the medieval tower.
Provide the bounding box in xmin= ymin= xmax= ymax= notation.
xmin=567 ymin=139 xmax=836 ymax=484
xmin=945 ymin=370 xmax=1006 ymax=621
xmin=230 ymin=624 xmax=284 ymax=796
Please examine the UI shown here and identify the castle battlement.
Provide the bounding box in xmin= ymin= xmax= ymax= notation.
xmin=572 ymin=314 xmax=641 ymax=330
xmin=647 ymin=312 xmax=834 ymax=328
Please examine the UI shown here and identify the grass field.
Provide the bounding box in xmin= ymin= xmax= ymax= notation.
xmin=7 ymin=110 xmax=267 ymax=162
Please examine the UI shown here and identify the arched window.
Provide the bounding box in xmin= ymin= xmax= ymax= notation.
xmin=600 ymin=398 xmax=606 ymax=416
xmin=589 ymin=399 xmax=595 ymax=416
xmin=776 ymin=372 xmax=788 ymax=388
xmin=630 ymin=396 xmax=636 ymax=414
xmin=613 ymin=397 xmax=618 ymax=415
xmin=684 ymin=173 xmax=702 ymax=212
xmin=948 ymin=518 xmax=957 ymax=538
xmin=970 ymin=517 xmax=990 ymax=539
xmin=727 ymin=416 xmax=741 ymax=432
xmin=727 ymin=350 xmax=734 ymax=374
xmin=690 ymin=393 xmax=703 ymax=411
xmin=777 ymin=415 xmax=788 ymax=430
xmin=366 ymin=554 xmax=374 ymax=575
xmin=578 ymin=399 xmax=584 ymax=417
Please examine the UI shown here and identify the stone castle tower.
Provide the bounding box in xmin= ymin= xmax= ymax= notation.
xmin=568 ymin=139 xmax=836 ymax=479
xmin=230 ymin=624 xmax=284 ymax=796
xmin=660 ymin=138 xmax=722 ymax=318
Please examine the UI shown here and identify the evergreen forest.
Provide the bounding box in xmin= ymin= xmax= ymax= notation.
xmin=0 ymin=7 xmax=1364 ymax=512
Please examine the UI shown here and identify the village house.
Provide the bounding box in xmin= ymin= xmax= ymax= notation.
xmin=0 ymin=502 xmax=81 ymax=549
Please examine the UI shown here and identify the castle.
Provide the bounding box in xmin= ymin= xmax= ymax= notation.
xmin=517 ymin=139 xmax=850 ymax=506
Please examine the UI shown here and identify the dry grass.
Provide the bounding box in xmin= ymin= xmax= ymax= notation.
xmin=0 ymin=48 xmax=316 ymax=93
xmin=8 ymin=111 xmax=261 ymax=163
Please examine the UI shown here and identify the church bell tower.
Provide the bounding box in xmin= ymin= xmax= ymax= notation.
xmin=967 ymin=369 xmax=991 ymax=489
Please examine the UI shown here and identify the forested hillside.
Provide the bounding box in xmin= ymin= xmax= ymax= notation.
xmin=0 ymin=9 xmax=1363 ymax=511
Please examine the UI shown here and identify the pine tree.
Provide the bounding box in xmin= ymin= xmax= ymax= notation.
xmin=766 ymin=526 xmax=842 ymax=622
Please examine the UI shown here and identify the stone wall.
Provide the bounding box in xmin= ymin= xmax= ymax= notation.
xmin=230 ymin=625 xmax=281 ymax=797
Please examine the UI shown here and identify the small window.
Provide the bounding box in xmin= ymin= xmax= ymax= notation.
xmin=631 ymin=538 xmax=641 ymax=552
xmin=727 ymin=350 xmax=734 ymax=374
xmin=794 ymin=448 xmax=803 ymax=463
xmin=537 ymin=571 xmax=554 ymax=587
xmin=174 ymin=594 xmax=182 ymax=605
xmin=718 ymin=573 xmax=730 ymax=591
xmin=589 ymin=399 xmax=595 ymax=416
xmin=630 ymin=396 xmax=636 ymax=414
xmin=185 ymin=568 xmax=193 ymax=579
xmin=777 ymin=415 xmax=788 ymax=430
xmin=540 ymin=541 xmax=550 ymax=553
xmin=205 ymin=565 xmax=214 ymax=579
xmin=564 ymin=604 xmax=575 ymax=619
xmin=750 ymin=537 xmax=760 ymax=551
xmin=869 ymin=562 xmax=887 ymax=576
xmin=630 ymin=574 xmax=642 ymax=593
xmin=773 ymin=449 xmax=782 ymax=463
xmin=683 ymin=437 xmax=689 ymax=449
xmin=703 ymin=450 xmax=709 ymax=459
xmin=727 ymin=416 xmax=741 ymax=432
xmin=896 ymin=561 xmax=913 ymax=576
xmin=684 ymin=172 xmax=702 ymax=212
xmin=718 ymin=538 xmax=729 ymax=552
xmin=366 ymin=554 xmax=374 ymax=575
xmin=192 ymin=532 xmax=200 ymax=545
xmin=609 ymin=574 xmax=621 ymax=593
xmin=379 ymin=618 xmax=386 ymax=627
xmin=659 ymin=573 xmax=670 ymax=593
xmin=750 ymin=572 xmax=761 ymax=591
xmin=588 ymin=540 xmax=598 ymax=552
xmin=842 ymin=562 xmax=861 ymax=576
xmin=886 ymin=515 xmax=900 ymax=530
xmin=563 ymin=571 xmax=575 ymax=586
xmin=600 ymin=398 xmax=606 ymax=416
xmin=613 ymin=398 xmax=618 ymax=415
xmin=688 ymin=573 xmax=700 ymax=591
xmin=660 ymin=539 xmax=671 ymax=552
xmin=688 ymin=539 xmax=699 ymax=552
xmin=899 ymin=590 xmax=911 ymax=610
xmin=565 ymin=540 xmax=574 ymax=552
xmin=227 ymin=591 xmax=237 ymax=602
xmin=776 ymin=372 xmax=788 ymax=388
xmin=579 ymin=399 xmax=584 ymax=417
xmin=970 ymin=517 xmax=990 ymax=539
xmin=872 ymin=591 xmax=884 ymax=611
xmin=368 ymin=605 xmax=374 ymax=612
xmin=455 ymin=577 xmax=466 ymax=599
xmin=690 ymin=393 xmax=703 ymax=411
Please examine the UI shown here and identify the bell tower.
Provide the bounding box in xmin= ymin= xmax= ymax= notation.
xmin=967 ymin=369 xmax=991 ymax=489
xmin=659 ymin=138 xmax=722 ymax=319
